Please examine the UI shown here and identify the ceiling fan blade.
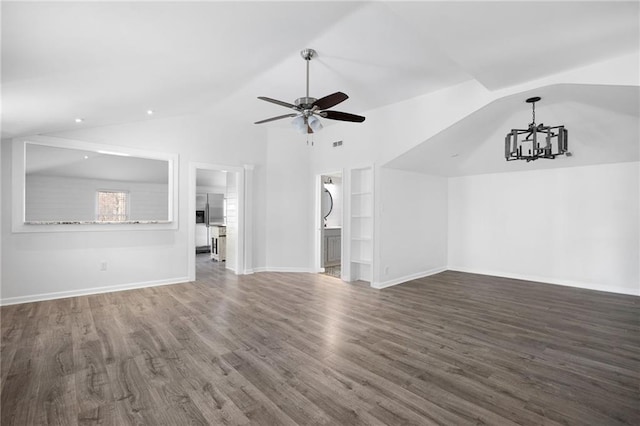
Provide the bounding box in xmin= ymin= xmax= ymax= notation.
xmin=321 ymin=110 xmax=366 ymax=123
xmin=257 ymin=96 xmax=297 ymax=109
xmin=254 ymin=113 xmax=298 ymax=124
xmin=313 ymin=92 xmax=348 ymax=110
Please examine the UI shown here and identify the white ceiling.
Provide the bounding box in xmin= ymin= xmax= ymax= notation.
xmin=2 ymin=1 xmax=640 ymax=181
xmin=3 ymin=1 xmax=638 ymax=140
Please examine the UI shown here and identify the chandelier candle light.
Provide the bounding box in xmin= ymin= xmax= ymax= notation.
xmin=505 ymin=97 xmax=569 ymax=162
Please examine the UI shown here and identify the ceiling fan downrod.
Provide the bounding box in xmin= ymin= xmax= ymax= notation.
xmin=301 ymin=48 xmax=315 ymax=99
xmin=296 ymin=48 xmax=317 ymax=108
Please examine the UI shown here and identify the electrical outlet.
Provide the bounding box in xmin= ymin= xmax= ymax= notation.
xmin=384 ymin=266 xmax=389 ymax=275
xmin=100 ymin=261 xmax=107 ymax=271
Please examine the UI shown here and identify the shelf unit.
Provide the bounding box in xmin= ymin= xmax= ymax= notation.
xmin=349 ymin=166 xmax=373 ymax=282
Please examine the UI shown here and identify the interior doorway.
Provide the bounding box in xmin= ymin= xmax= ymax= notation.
xmin=189 ymin=163 xmax=245 ymax=281
xmin=317 ymin=171 xmax=343 ymax=279
xmin=195 ymin=169 xmax=227 ymax=279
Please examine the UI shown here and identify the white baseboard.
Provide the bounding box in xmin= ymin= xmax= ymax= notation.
xmin=245 ymin=266 xmax=319 ymax=274
xmin=0 ymin=276 xmax=191 ymax=306
xmin=372 ymin=266 xmax=447 ymax=290
xmin=1 ymin=266 xmax=317 ymax=305
xmin=447 ymin=266 xmax=640 ymax=296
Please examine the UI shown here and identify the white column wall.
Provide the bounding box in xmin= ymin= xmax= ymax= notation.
xmin=262 ymin=131 xmax=314 ymax=272
xmin=376 ymin=168 xmax=448 ymax=288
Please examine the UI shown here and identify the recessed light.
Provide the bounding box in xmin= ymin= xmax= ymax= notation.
xmin=75 ymin=118 xmax=84 ymax=123
xmin=83 ymin=155 xmax=89 ymax=160
xmin=147 ymin=110 xmax=154 ymax=115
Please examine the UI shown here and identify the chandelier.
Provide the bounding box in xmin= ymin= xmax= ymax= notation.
xmin=505 ymin=96 xmax=569 ymax=162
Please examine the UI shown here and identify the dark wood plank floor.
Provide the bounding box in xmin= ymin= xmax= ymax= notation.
xmin=2 ymin=255 xmax=639 ymax=425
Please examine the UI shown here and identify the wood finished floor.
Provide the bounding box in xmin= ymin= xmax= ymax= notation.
xmin=1 ymin=255 xmax=639 ymax=425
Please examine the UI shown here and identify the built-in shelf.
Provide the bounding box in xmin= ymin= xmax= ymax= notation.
xmin=349 ymin=166 xmax=374 ymax=283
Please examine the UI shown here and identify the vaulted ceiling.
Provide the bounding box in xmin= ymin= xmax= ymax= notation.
xmin=2 ymin=1 xmax=639 ymax=144
xmin=25 ymin=143 xmax=169 ymax=183
xmin=385 ymin=84 xmax=640 ymax=176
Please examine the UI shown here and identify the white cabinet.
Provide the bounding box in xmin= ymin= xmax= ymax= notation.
xmin=195 ymin=223 xmax=209 ymax=248
xmin=349 ymin=167 xmax=373 ymax=282
xmin=210 ymin=225 xmax=226 ymax=261
xmin=324 ymin=228 xmax=341 ymax=267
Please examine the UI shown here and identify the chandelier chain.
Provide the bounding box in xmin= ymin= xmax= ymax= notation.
xmin=531 ymin=102 xmax=536 ymax=126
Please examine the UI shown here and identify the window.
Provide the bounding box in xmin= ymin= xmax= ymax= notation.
xmin=96 ymin=190 xmax=129 ymax=222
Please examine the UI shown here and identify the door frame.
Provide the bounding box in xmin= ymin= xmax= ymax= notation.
xmin=313 ymin=169 xmax=344 ymax=277
xmin=188 ymin=162 xmax=246 ymax=281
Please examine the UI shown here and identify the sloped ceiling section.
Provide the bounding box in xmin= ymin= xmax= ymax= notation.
xmin=386 ymin=2 xmax=640 ymax=90
xmin=26 ymin=143 xmax=169 ymax=183
xmin=384 ymin=84 xmax=640 ymax=177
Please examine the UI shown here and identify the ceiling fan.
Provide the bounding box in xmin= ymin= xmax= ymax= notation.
xmin=254 ymin=48 xmax=366 ymax=134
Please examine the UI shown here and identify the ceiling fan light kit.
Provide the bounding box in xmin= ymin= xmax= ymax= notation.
xmin=255 ymin=48 xmax=365 ymax=135
xmin=307 ymin=115 xmax=323 ymax=132
xmin=505 ymin=96 xmax=569 ymax=162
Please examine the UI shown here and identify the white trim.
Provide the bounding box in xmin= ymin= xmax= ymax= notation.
xmin=246 ymin=266 xmax=317 ymax=274
xmin=12 ymin=136 xmax=179 ymax=233
xmin=372 ymin=266 xmax=447 ymax=289
xmin=243 ymin=164 xmax=254 ymax=274
xmin=313 ymin=169 xmax=345 ymax=276
xmin=313 ymin=174 xmax=323 ymax=274
xmin=0 ymin=276 xmax=190 ymax=306
xmin=188 ymin=162 xmax=247 ymax=281
xmin=448 ymin=266 xmax=640 ymax=296
xmin=262 ymin=267 xmax=317 ymax=273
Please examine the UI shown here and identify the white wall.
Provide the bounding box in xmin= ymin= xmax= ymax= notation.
xmin=1 ymin=112 xmax=267 ymax=304
xmin=2 ymin=53 xmax=637 ymax=303
xmin=448 ymin=162 xmax=640 ymax=295
xmin=262 ymin=132 xmax=314 ymax=272
xmin=376 ymin=168 xmax=448 ymax=288
xmin=0 ymin=139 xmax=3 ymax=295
